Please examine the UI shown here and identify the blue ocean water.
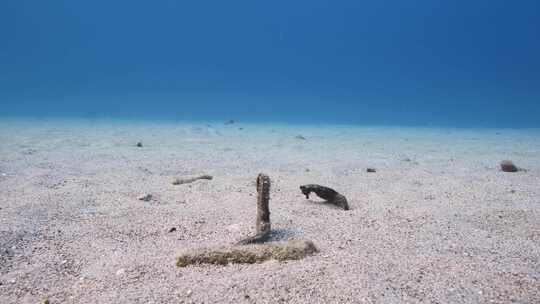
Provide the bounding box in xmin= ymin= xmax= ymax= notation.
xmin=1 ymin=1 xmax=539 ymax=127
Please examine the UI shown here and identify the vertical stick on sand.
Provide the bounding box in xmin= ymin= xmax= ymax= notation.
xmin=176 ymin=173 xmax=318 ymax=267
xmin=237 ymin=174 xmax=272 ymax=245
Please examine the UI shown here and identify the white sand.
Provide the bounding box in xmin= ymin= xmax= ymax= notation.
xmin=1 ymin=118 xmax=539 ymax=303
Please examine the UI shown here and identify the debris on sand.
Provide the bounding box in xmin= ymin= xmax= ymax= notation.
xmin=172 ymin=175 xmax=213 ymax=185
xmin=22 ymin=148 xmax=38 ymax=155
xmin=366 ymin=168 xmax=377 ymax=173
xmin=136 ymin=142 xmax=143 ymax=148
xmin=138 ymin=194 xmax=153 ymax=202
xmin=299 ymin=184 xmax=349 ymax=210
xmin=177 ymin=240 xmax=318 ymax=267
xmin=168 ymin=227 xmax=177 ymax=233
xmin=237 ymin=174 xmax=271 ymax=245
xmin=115 ymin=268 xmax=125 ymax=276
xmin=500 ymin=160 xmax=519 ymax=172
xmin=295 ymin=135 xmax=307 ymax=140
xmin=176 ymin=174 xmax=318 ymax=267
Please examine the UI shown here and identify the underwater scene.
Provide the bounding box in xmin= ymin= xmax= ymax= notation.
xmin=1 ymin=1 xmax=539 ymax=303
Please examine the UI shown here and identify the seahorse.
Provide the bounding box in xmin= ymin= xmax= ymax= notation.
xmin=300 ymin=184 xmax=349 ymax=210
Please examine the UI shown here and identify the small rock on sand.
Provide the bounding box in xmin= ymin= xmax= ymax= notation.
xmin=138 ymin=194 xmax=153 ymax=201
xmin=136 ymin=142 xmax=143 ymax=147
xmin=116 ymin=268 xmax=125 ymax=276
xmin=226 ymin=223 xmax=242 ymax=232
xmin=500 ymin=160 xmax=518 ymax=172
xmin=366 ymin=168 xmax=376 ymax=173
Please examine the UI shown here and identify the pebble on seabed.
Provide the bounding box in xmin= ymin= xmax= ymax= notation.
xmin=500 ymin=160 xmax=518 ymax=172
xmin=136 ymin=142 xmax=143 ymax=147
xmin=138 ymin=194 xmax=153 ymax=201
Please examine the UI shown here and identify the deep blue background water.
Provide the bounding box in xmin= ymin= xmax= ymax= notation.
xmin=2 ymin=1 xmax=539 ymax=127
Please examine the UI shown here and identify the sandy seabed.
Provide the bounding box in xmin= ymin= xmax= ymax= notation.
xmin=1 ymin=119 xmax=539 ymax=304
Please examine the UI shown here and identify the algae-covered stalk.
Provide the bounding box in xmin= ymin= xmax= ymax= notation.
xmin=177 ymin=240 xmax=318 ymax=267
xmin=237 ymin=174 xmax=271 ymax=245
